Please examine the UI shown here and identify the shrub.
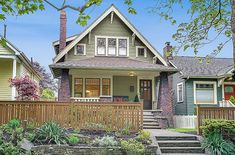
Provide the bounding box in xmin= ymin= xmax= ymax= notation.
xmin=201 ymin=119 xmax=235 ymax=137
xmin=34 ymin=122 xmax=66 ymax=145
xmin=67 ymin=135 xmax=79 ymax=145
xmin=84 ymin=123 xmax=106 ymax=131
xmin=202 ymin=130 xmax=235 ymax=155
xmin=136 ymin=130 xmax=151 ymax=144
xmin=229 ymin=96 xmax=235 ymax=105
xmin=6 ymin=119 xmax=21 ymax=130
xmin=121 ymin=139 xmax=145 ymax=155
xmin=93 ymin=136 xmax=118 ymax=147
xmin=41 ymin=88 xmax=55 ymax=99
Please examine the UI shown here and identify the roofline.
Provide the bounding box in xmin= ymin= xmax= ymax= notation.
xmin=180 ymin=74 xmax=233 ymax=79
xmin=0 ymin=36 xmax=42 ymax=79
xmin=52 ymin=34 xmax=78 ymax=46
xmin=53 ymin=5 xmax=168 ymax=66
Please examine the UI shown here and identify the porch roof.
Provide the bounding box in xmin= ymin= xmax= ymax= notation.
xmin=50 ymin=57 xmax=177 ymax=77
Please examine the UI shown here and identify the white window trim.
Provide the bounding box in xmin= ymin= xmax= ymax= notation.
xmin=193 ymin=81 xmax=217 ymax=104
xmin=136 ymin=46 xmax=147 ymax=58
xmin=74 ymin=43 xmax=86 ymax=55
xmin=177 ymin=82 xmax=184 ymax=102
xmin=95 ymin=35 xmax=129 ymax=57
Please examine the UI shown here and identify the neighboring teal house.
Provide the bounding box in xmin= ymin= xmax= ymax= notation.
xmin=170 ymin=56 xmax=235 ymax=115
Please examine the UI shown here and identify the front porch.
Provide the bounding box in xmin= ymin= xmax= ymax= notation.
xmin=69 ymin=69 xmax=159 ymax=110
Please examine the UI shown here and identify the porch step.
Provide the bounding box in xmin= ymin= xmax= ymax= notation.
xmin=143 ymin=111 xmax=161 ymax=129
xmin=158 ymin=140 xmax=201 ymax=147
xmin=143 ymin=122 xmax=160 ymax=126
xmin=160 ymin=147 xmax=205 ymax=154
xmin=156 ymin=136 xmax=197 ymax=141
xmin=143 ymin=125 xmax=161 ymax=129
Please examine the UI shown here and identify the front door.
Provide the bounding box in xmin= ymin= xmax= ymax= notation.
xmin=140 ymin=80 xmax=152 ymax=110
xmin=224 ymin=84 xmax=235 ymax=100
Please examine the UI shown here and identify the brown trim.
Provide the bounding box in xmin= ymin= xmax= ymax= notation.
xmin=85 ymin=78 xmax=100 ymax=97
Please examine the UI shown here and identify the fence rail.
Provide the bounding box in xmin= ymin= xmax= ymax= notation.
xmin=173 ymin=115 xmax=197 ymax=128
xmin=0 ymin=101 xmax=143 ymax=131
xmin=197 ymin=106 xmax=235 ymax=134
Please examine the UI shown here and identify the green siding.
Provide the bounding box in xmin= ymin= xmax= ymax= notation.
xmin=113 ymin=76 xmax=137 ymax=101
xmin=65 ymin=13 xmax=155 ymax=63
xmin=0 ymin=59 xmax=12 ymax=100
xmin=185 ymin=79 xmax=221 ymax=115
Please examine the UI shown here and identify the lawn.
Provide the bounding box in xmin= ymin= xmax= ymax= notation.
xmin=168 ymin=128 xmax=197 ymax=133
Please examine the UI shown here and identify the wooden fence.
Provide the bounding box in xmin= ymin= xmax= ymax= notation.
xmin=197 ymin=106 xmax=235 ymax=134
xmin=173 ymin=115 xmax=197 ymax=128
xmin=0 ymin=101 xmax=143 ymax=131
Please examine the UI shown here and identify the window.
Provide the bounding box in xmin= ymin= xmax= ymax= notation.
xmin=136 ymin=46 xmax=146 ymax=57
xmin=97 ymin=38 xmax=106 ymax=55
xmin=118 ymin=39 xmax=127 ymax=56
xmin=85 ymin=79 xmax=100 ymax=97
xmin=194 ymin=82 xmax=217 ymax=104
xmin=177 ymin=83 xmax=183 ymax=102
xmin=74 ymin=44 xmax=86 ymax=55
xmin=108 ymin=38 xmax=116 ymax=55
xmin=102 ymin=78 xmax=111 ymax=96
xmin=74 ymin=78 xmax=83 ymax=97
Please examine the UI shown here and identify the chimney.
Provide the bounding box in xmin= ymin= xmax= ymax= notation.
xmin=163 ymin=42 xmax=173 ymax=61
xmin=59 ymin=10 xmax=67 ymax=52
xmin=3 ymin=24 xmax=7 ymax=38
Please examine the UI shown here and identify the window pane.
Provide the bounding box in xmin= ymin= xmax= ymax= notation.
xmin=74 ymin=78 xmax=83 ymax=97
xmin=97 ymin=38 xmax=106 ymax=55
xmin=118 ymin=39 xmax=127 ymax=56
xmin=76 ymin=45 xmax=84 ymax=55
xmin=178 ymin=84 xmax=183 ymax=101
xmin=225 ymin=86 xmax=233 ymax=93
xmin=108 ymin=38 xmax=116 ymax=55
xmin=102 ymin=78 xmax=110 ymax=96
xmin=85 ymin=79 xmax=100 ymax=97
xmin=138 ymin=48 xmax=145 ymax=56
xmin=196 ymin=84 xmax=214 ymax=103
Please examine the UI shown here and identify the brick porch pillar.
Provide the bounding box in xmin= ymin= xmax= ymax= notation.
xmin=58 ymin=69 xmax=70 ymax=101
xmin=158 ymin=72 xmax=173 ymax=127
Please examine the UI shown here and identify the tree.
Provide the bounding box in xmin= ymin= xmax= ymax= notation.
xmin=32 ymin=61 xmax=57 ymax=91
xmin=0 ymin=0 xmax=135 ymax=26
xmin=9 ymin=76 xmax=39 ymax=101
xmin=150 ymin=0 xmax=234 ymax=64
xmin=41 ymin=88 xmax=55 ymax=99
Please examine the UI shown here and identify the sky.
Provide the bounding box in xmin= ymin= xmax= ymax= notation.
xmin=0 ymin=0 xmax=232 ymax=70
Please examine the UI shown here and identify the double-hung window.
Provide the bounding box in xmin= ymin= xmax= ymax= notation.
xmin=194 ymin=81 xmax=217 ymax=104
xmin=96 ymin=36 xmax=128 ymax=56
xmin=177 ymin=82 xmax=183 ymax=102
xmin=74 ymin=44 xmax=86 ymax=55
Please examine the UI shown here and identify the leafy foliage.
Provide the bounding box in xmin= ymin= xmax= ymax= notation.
xmin=136 ymin=130 xmax=151 ymax=144
xmin=41 ymin=88 xmax=55 ymax=99
xmin=93 ymin=136 xmax=118 ymax=147
xmin=34 ymin=122 xmax=66 ymax=145
xmin=84 ymin=123 xmax=106 ymax=131
xmin=201 ymin=119 xmax=235 ymax=137
xmin=9 ymin=76 xmax=39 ymax=101
xmin=149 ymin=0 xmax=231 ymax=60
xmin=67 ymin=135 xmax=79 ymax=145
xmin=32 ymin=61 xmax=57 ymax=91
xmin=202 ymin=130 xmax=235 ymax=155
xmin=229 ymin=96 xmax=235 ymax=105
xmin=121 ymin=139 xmax=145 ymax=155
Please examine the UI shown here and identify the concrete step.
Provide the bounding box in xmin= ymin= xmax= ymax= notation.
xmin=156 ymin=136 xmax=197 ymax=141
xmin=143 ymin=122 xmax=160 ymax=126
xmin=143 ymin=125 xmax=161 ymax=129
xmin=143 ymin=118 xmax=157 ymax=122
xmin=162 ymin=153 xmax=207 ymax=155
xmin=160 ymin=147 xmax=205 ymax=154
xmin=158 ymin=140 xmax=201 ymax=147
xmin=143 ymin=116 xmax=155 ymax=119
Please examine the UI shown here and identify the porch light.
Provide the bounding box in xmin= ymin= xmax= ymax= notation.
xmin=128 ymin=71 xmax=135 ymax=76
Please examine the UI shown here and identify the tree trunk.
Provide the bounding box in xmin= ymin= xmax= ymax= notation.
xmin=231 ymin=0 xmax=235 ymax=66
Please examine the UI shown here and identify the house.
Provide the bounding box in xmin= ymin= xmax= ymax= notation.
xmin=49 ymin=4 xmax=177 ymax=122
xmin=0 ymin=36 xmax=41 ymax=100
xmin=170 ymin=56 xmax=235 ymax=115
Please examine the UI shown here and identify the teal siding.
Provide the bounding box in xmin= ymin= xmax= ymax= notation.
xmin=184 ymin=79 xmax=221 ymax=115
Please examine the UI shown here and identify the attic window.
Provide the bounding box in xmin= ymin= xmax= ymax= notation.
xmin=74 ymin=44 xmax=86 ymax=55
xmin=136 ymin=46 xmax=146 ymax=57
xmin=97 ymin=38 xmax=106 ymax=55
xmin=118 ymin=39 xmax=127 ymax=56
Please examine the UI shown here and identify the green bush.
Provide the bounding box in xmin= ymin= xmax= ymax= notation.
xmin=6 ymin=119 xmax=21 ymax=130
xmin=67 ymin=135 xmax=79 ymax=145
xmin=93 ymin=136 xmax=118 ymax=147
xmin=202 ymin=130 xmax=235 ymax=155
xmin=34 ymin=122 xmax=66 ymax=145
xmin=41 ymin=88 xmax=55 ymax=99
xmin=201 ymin=119 xmax=235 ymax=137
xmin=229 ymin=96 xmax=235 ymax=105
xmin=121 ymin=139 xmax=145 ymax=155
xmin=136 ymin=130 xmax=151 ymax=144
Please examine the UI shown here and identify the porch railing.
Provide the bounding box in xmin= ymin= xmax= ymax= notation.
xmin=219 ymin=100 xmax=235 ymax=107
xmin=71 ymin=97 xmax=100 ymax=102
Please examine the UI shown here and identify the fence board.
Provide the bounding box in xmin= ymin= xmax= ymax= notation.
xmin=197 ymin=106 xmax=235 ymax=134
xmin=0 ymin=101 xmax=143 ymax=131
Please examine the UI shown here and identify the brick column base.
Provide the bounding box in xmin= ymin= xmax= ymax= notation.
xmin=58 ymin=69 xmax=70 ymax=101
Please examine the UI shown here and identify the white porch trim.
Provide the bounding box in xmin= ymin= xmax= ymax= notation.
xmin=11 ymin=58 xmax=17 ymax=100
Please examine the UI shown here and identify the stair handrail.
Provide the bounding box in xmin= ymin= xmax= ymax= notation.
xmin=219 ymin=99 xmax=235 ymax=107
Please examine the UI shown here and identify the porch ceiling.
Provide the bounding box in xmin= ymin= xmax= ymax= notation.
xmin=50 ymin=57 xmax=177 ymax=78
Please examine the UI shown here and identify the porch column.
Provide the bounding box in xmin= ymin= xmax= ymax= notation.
xmin=11 ymin=59 xmax=16 ymax=100
xmin=158 ymin=72 xmax=173 ymax=127
xmin=58 ymin=69 xmax=71 ymax=101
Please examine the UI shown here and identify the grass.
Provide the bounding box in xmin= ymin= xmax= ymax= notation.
xmin=168 ymin=128 xmax=197 ymax=133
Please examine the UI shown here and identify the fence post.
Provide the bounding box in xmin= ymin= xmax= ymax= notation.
xmin=140 ymin=100 xmax=143 ymax=130
xmin=197 ymin=105 xmax=200 ymax=135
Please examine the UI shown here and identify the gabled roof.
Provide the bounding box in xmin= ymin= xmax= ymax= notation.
xmin=50 ymin=57 xmax=176 ymax=78
xmin=0 ymin=36 xmax=42 ymax=79
xmin=53 ymin=5 xmax=168 ymax=66
xmin=170 ymin=56 xmax=234 ymax=78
